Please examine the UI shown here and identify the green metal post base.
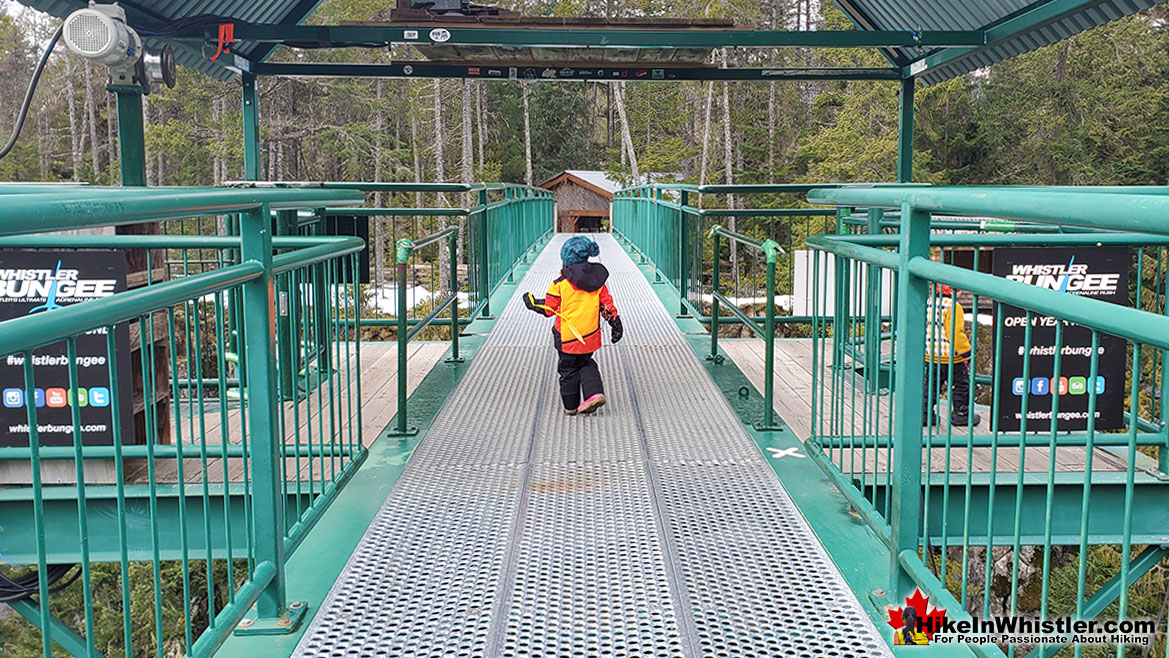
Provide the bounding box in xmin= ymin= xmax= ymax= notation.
xmin=752 ymin=423 xmax=788 ymax=433
xmin=234 ymin=600 xmax=308 ymax=636
xmin=706 ymin=354 xmax=725 ymax=364
xmin=445 ymin=357 xmax=466 ymax=364
xmin=867 ymin=587 xmax=895 ymax=611
xmin=385 ymin=427 xmax=419 ymax=438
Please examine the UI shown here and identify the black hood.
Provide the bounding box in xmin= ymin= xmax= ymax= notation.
xmin=560 ymin=262 xmax=609 ymax=292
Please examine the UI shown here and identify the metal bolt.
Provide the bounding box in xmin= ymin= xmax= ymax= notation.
xmin=289 ymin=601 xmax=305 ymax=610
xmin=277 ymin=617 xmax=293 ymax=627
xmin=872 ymin=589 xmax=886 ymax=598
xmin=238 ymin=618 xmax=254 ymax=628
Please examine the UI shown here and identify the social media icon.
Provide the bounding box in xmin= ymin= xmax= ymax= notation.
xmin=34 ymin=388 xmax=44 ymax=407
xmin=88 ymin=387 xmax=110 ymax=408
xmin=69 ymin=388 xmax=88 ymax=408
xmin=1068 ymin=377 xmax=1087 ymax=395
xmin=3 ymin=388 xmax=23 ymax=408
xmin=46 ymin=388 xmax=67 ymax=408
xmin=1012 ymin=378 xmax=1026 ymax=396
xmin=1054 ymin=377 xmax=1069 ymax=396
xmin=1031 ymin=378 xmax=1050 ymax=396
xmin=1095 ymin=377 xmax=1106 ymax=394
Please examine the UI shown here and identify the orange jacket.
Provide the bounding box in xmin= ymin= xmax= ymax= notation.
xmin=543 ymin=263 xmax=619 ymax=354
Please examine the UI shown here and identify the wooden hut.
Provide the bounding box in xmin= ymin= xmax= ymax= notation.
xmin=539 ymin=170 xmax=619 ymax=233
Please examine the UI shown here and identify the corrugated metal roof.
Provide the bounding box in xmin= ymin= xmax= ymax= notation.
xmin=836 ymin=0 xmax=1162 ymax=83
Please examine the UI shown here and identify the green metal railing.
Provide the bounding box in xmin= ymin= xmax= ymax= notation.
xmin=707 ymin=224 xmax=784 ymax=430
xmin=611 ymin=183 xmax=841 ymax=326
xmin=0 ymin=186 xmax=368 ymax=658
xmin=805 ymin=186 xmax=1169 ymax=658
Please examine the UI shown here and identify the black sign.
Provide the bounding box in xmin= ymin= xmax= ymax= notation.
xmin=993 ymin=247 xmax=1129 ymax=431
xmin=0 ymin=250 xmax=135 ymax=447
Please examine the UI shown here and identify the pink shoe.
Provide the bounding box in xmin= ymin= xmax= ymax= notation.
xmin=577 ymin=393 xmax=606 ymax=415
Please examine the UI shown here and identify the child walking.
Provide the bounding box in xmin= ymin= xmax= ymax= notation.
xmin=524 ymin=236 xmax=624 ymax=415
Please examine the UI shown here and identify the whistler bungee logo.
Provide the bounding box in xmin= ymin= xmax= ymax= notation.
xmin=1003 ymin=256 xmax=1121 ymax=296
xmin=887 ymin=589 xmax=948 ymax=646
xmin=0 ymin=260 xmax=118 ymax=309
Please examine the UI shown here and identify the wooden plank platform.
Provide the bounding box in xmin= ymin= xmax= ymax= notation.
xmin=122 ymin=342 xmax=449 ymax=485
xmin=722 ymin=339 xmax=1130 ymax=475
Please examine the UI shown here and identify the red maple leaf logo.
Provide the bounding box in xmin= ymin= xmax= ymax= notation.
xmin=886 ymin=588 xmax=948 ymax=641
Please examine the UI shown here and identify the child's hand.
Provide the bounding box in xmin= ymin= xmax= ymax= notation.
xmin=523 ymin=293 xmax=546 ymax=314
xmin=610 ymin=317 xmax=624 ymax=343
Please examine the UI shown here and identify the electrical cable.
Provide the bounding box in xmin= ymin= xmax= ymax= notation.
xmin=0 ymin=24 xmax=63 ymax=162
xmin=0 ymin=563 xmax=80 ymax=603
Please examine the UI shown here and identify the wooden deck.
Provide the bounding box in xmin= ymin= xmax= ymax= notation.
xmin=122 ymin=341 xmax=449 ymax=485
xmin=722 ymin=339 xmax=1130 ymax=475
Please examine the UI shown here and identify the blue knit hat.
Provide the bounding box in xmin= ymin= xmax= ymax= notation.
xmin=561 ymin=236 xmax=600 ymax=266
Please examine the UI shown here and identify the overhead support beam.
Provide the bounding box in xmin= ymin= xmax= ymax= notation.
xmin=218 ymin=24 xmax=986 ymax=49
xmin=831 ymin=0 xmax=906 ymax=67
xmin=252 ymin=61 xmax=902 ymax=81
xmin=904 ymin=0 xmax=1111 ymax=78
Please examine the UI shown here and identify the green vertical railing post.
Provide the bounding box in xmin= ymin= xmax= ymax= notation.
xmin=889 ymin=202 xmax=930 ymax=598
xmin=479 ymin=189 xmax=491 ymax=318
xmin=242 ymin=74 xmax=261 ymax=182
xmin=276 ymin=209 xmax=297 ymax=399
xmin=388 ymin=239 xmax=417 ymax=437
xmin=864 ymin=208 xmax=885 ymax=394
xmin=897 ymin=77 xmax=915 ymax=184
xmin=447 ymin=230 xmax=463 ymax=363
xmin=1161 ymin=274 xmax=1169 ymax=476
xmin=233 ymin=203 xmax=306 ymax=633
xmin=113 ymin=87 xmax=145 ymax=186
xmin=679 ymin=190 xmax=690 ymax=317
xmin=709 ymin=230 xmax=721 ymax=361
xmin=761 ymin=239 xmax=780 ymax=430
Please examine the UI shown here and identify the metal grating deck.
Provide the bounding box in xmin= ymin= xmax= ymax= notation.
xmin=293 ymin=234 xmax=894 ymax=658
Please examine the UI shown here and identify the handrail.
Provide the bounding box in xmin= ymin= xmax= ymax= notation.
xmin=807 ymin=185 xmax=1169 ymax=235
xmin=707 ymin=224 xmax=784 ymax=430
xmin=0 ymin=262 xmax=263 ymax=357
xmin=0 ymin=187 xmax=364 ymax=236
xmin=809 ymin=233 xmax=1169 ymax=351
xmin=388 ymin=227 xmax=462 ymax=436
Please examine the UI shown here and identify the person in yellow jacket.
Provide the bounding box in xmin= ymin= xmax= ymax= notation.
xmin=523 ymin=236 xmax=624 ymax=415
xmin=925 ymin=274 xmax=980 ymax=427
xmin=892 ymin=606 xmax=930 ymax=645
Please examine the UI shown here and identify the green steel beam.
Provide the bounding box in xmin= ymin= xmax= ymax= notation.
xmin=864 ymin=478 xmax=1169 ymax=547
xmin=897 ymin=78 xmax=914 ymax=183
xmin=806 ymin=186 xmax=1169 ymax=233
xmin=222 ymin=24 xmax=985 ymax=49
xmin=0 ymin=486 xmax=257 ymax=564
xmin=1029 ymin=546 xmax=1169 ymax=658
xmin=833 ymin=0 xmax=906 ymax=66
xmin=7 ymin=598 xmax=109 ymax=658
xmin=251 ymin=61 xmax=902 ymax=81
xmin=0 ymin=187 xmax=363 ymax=235
xmin=242 ymin=74 xmax=262 ymax=181
xmin=226 ymin=180 xmax=474 ymax=193
xmin=322 ymin=207 xmax=469 ymax=216
xmin=904 ymin=0 xmax=1113 ymax=79
xmin=889 ymin=204 xmax=930 ymax=596
xmin=113 ymin=87 xmax=146 ymax=187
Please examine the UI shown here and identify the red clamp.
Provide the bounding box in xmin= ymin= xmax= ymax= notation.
xmin=210 ymin=23 xmax=235 ymax=61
